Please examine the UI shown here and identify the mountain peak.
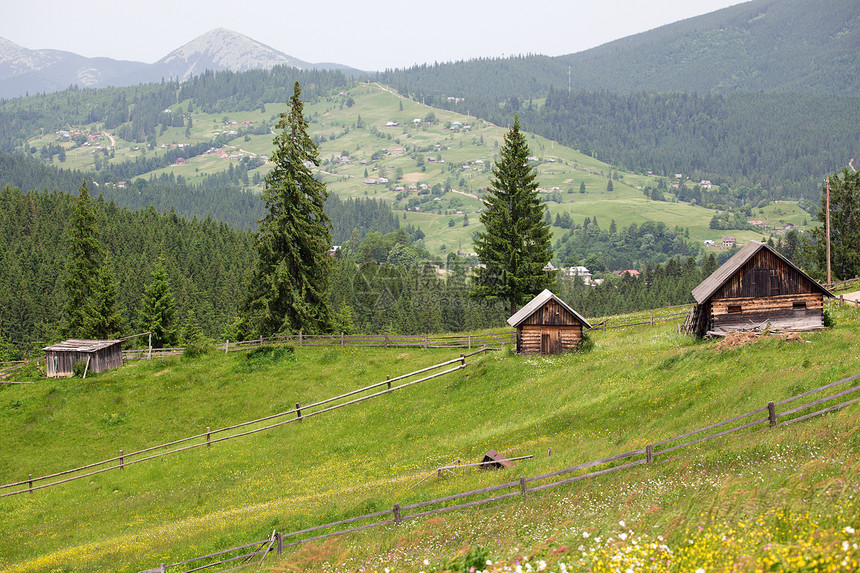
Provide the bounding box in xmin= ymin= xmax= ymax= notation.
xmin=155 ymin=28 xmax=308 ymax=80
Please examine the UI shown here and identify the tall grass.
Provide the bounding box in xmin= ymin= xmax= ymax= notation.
xmin=1 ymin=303 xmax=858 ymax=572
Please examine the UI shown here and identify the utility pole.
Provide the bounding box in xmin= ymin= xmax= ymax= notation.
xmin=826 ymin=176 xmax=832 ymax=286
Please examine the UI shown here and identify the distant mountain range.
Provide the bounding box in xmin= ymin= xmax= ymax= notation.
xmin=2 ymin=0 xmax=859 ymax=100
xmin=378 ymin=0 xmax=860 ymax=96
xmin=0 ymin=28 xmax=362 ymax=99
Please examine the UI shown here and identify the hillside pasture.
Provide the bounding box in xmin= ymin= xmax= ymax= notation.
xmin=1 ymin=303 xmax=858 ymax=571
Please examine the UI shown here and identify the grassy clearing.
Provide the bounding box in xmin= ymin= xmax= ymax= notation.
xmin=1 ymin=303 xmax=859 ymax=571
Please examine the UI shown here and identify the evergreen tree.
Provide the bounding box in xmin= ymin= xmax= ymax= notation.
xmin=84 ymin=256 xmax=124 ymax=339
xmin=243 ymin=82 xmax=332 ymax=335
xmin=137 ymin=255 xmax=177 ymax=348
xmin=815 ymin=167 xmax=860 ymax=280
xmin=63 ymin=181 xmax=104 ymax=338
xmin=473 ymin=116 xmax=554 ymax=314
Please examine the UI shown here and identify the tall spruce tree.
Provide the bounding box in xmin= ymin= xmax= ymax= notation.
xmin=815 ymin=167 xmax=860 ymax=280
xmin=473 ymin=116 xmax=553 ymax=314
xmin=137 ymin=255 xmax=177 ymax=348
xmin=84 ymin=256 xmax=124 ymax=339
xmin=243 ymin=81 xmax=332 ymax=335
xmin=63 ymin=181 xmax=104 ymax=338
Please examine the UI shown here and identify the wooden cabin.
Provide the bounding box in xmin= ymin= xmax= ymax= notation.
xmin=43 ymin=339 xmax=124 ymax=378
xmin=507 ymin=289 xmax=592 ymax=354
xmin=688 ymin=242 xmax=833 ymax=337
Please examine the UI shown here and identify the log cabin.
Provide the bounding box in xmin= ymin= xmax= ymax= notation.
xmin=688 ymin=242 xmax=833 ymax=337
xmin=507 ymin=289 xmax=592 ymax=354
xmin=43 ymin=339 xmax=124 ymax=378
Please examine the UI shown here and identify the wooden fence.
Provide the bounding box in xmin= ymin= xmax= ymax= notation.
xmin=0 ymin=350 xmax=492 ymax=498
xmin=122 ymin=332 xmax=515 ymax=360
xmin=141 ymin=371 xmax=860 ymax=573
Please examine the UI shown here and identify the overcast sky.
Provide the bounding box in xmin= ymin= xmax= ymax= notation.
xmin=3 ymin=0 xmax=749 ymax=71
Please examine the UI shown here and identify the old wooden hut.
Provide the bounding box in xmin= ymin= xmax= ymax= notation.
xmin=688 ymin=242 xmax=833 ymax=337
xmin=507 ymin=289 xmax=592 ymax=354
xmin=43 ymin=339 xmax=124 ymax=378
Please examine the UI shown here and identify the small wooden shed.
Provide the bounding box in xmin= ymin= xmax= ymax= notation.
xmin=43 ymin=339 xmax=124 ymax=378
xmin=507 ymin=289 xmax=592 ymax=354
xmin=688 ymin=242 xmax=833 ymax=337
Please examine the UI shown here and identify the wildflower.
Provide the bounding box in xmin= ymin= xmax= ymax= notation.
xmin=846 ymin=526 xmax=856 ymax=534
xmin=582 ymin=531 xmax=590 ymax=538
xmin=619 ymin=520 xmax=625 ymax=527
xmin=695 ymin=569 xmax=706 ymax=573
xmin=843 ymin=541 xmax=850 ymax=551
xmin=424 ymin=560 xmax=430 ymax=566
xmin=487 ymin=559 xmax=493 ymax=566
xmin=619 ymin=533 xmax=628 ymax=541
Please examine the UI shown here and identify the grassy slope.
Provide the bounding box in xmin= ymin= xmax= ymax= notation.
xmin=1 ymin=302 xmax=859 ymax=572
xmin=28 ymin=83 xmax=811 ymax=258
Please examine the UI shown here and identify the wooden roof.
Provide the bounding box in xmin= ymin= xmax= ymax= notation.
xmin=692 ymin=242 xmax=832 ymax=304
xmin=507 ymin=289 xmax=592 ymax=329
xmin=43 ymin=339 xmax=123 ymax=353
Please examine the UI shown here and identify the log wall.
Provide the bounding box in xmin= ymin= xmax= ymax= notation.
xmin=517 ymin=324 xmax=583 ymax=354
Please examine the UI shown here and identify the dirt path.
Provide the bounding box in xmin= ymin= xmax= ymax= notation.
xmin=841 ymin=291 xmax=860 ymax=303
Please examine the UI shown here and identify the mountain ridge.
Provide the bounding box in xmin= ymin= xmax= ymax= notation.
xmin=0 ymin=28 xmax=362 ymax=98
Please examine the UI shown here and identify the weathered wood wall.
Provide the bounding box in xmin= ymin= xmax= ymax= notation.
xmin=713 ymin=248 xmax=819 ymax=300
xmin=520 ymin=300 xmax=581 ymax=327
xmin=707 ymin=292 xmax=824 ymax=334
xmin=46 ymin=345 xmax=123 ymax=378
xmin=517 ymin=324 xmax=583 ymax=354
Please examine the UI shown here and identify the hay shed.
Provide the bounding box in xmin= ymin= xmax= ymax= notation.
xmin=43 ymin=339 xmax=124 ymax=378
xmin=507 ymin=289 xmax=592 ymax=354
xmin=688 ymin=242 xmax=833 ymax=337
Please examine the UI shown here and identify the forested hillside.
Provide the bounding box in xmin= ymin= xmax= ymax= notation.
xmin=0 ymin=185 xmax=255 ymax=356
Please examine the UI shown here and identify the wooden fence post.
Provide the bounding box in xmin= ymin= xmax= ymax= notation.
xmin=520 ymin=476 xmax=527 ymax=496
xmin=650 ymin=314 xmax=654 ymax=326
xmin=299 ymin=330 xmax=303 ymax=346
xmin=225 ymin=340 xmax=229 ymax=354
xmin=341 ymin=332 xmax=344 ymax=347
xmin=468 ymin=334 xmax=472 ymax=349
xmin=424 ymin=334 xmax=428 ymax=349
xmin=160 ymin=564 xmax=166 ymax=573
xmin=385 ymin=333 xmax=389 ymax=348
xmin=393 ymin=503 xmax=401 ymax=524
xmin=460 ymin=353 xmax=465 ymax=365
xmin=603 ymin=320 xmax=607 ymax=333
xmin=119 ymin=449 xmax=124 ymax=470
xmin=387 ymin=375 xmax=391 ymax=390
xmin=768 ymin=402 xmax=777 ymax=427
xmin=206 ymin=427 xmax=211 ymax=448
xmin=840 ymin=295 xmax=844 ymax=306
xmin=483 ymin=345 xmax=487 ymax=356
xmin=296 ymin=403 xmax=302 ymax=422
xmin=259 ymin=335 xmax=263 ymax=346
xmin=646 ymin=444 xmax=653 ymax=463
xmin=29 ymin=473 xmax=32 ymax=494
xmin=276 ymin=532 xmax=283 ymax=555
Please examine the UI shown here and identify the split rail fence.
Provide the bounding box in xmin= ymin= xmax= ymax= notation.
xmin=141 ymin=371 xmax=860 ymax=573
xmin=0 ymin=350 xmax=493 ymax=498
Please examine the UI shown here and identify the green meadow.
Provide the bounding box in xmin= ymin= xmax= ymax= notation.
xmin=35 ymin=83 xmax=807 ymax=257
xmin=1 ymin=299 xmax=858 ymax=572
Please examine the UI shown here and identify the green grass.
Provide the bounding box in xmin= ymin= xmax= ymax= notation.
xmin=1 ymin=303 xmax=859 ymax=571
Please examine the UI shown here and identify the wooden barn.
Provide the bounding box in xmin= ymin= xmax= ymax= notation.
xmin=43 ymin=339 xmax=124 ymax=378
xmin=507 ymin=289 xmax=592 ymax=354
xmin=688 ymin=242 xmax=833 ymax=337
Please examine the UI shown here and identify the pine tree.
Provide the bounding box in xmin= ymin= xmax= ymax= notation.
xmin=243 ymin=81 xmax=332 ymax=335
xmin=473 ymin=116 xmax=554 ymax=314
xmin=137 ymin=255 xmax=177 ymax=348
xmin=84 ymin=256 xmax=124 ymax=339
xmin=63 ymin=181 xmax=104 ymax=338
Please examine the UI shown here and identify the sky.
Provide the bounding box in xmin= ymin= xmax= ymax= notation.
xmin=3 ymin=0 xmax=750 ymax=71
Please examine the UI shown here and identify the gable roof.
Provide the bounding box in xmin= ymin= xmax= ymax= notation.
xmin=43 ymin=339 xmax=123 ymax=353
xmin=506 ymin=289 xmax=592 ymax=329
xmin=692 ymin=242 xmax=833 ymax=304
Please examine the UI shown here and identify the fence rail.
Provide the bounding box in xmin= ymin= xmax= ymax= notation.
xmin=144 ymin=371 xmax=860 ymax=573
xmin=0 ymin=350 xmax=493 ymax=498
